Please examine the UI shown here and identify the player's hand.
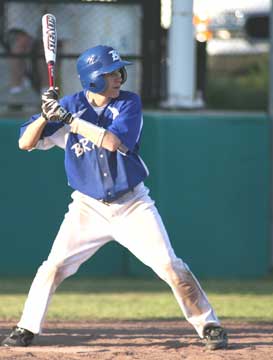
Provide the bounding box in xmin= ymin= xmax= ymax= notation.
xmin=41 ymin=87 xmax=73 ymax=124
xmin=42 ymin=100 xmax=73 ymax=124
xmin=42 ymin=86 xmax=59 ymax=102
xmin=41 ymin=87 xmax=60 ymax=121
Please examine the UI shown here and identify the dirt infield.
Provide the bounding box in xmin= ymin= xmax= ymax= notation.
xmin=0 ymin=320 xmax=273 ymax=360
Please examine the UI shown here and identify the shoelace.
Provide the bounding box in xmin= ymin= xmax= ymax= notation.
xmin=205 ymin=327 xmax=223 ymax=339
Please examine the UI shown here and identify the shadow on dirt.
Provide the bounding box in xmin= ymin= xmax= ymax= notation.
xmin=1 ymin=320 xmax=272 ymax=351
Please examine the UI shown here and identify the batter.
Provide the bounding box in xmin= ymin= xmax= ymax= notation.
xmin=1 ymin=45 xmax=228 ymax=350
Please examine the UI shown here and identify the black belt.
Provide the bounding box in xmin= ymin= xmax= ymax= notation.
xmin=99 ymin=187 xmax=136 ymax=206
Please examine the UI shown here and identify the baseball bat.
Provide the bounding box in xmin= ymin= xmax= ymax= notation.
xmin=42 ymin=13 xmax=57 ymax=87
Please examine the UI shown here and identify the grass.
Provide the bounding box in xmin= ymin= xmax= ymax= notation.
xmin=0 ymin=276 xmax=273 ymax=321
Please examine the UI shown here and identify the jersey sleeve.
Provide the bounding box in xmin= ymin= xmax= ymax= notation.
xmin=19 ymin=114 xmax=69 ymax=150
xmin=107 ymin=94 xmax=143 ymax=152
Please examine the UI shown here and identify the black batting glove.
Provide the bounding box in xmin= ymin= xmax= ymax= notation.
xmin=56 ymin=107 xmax=74 ymax=124
xmin=41 ymin=87 xmax=59 ymax=121
xmin=42 ymin=87 xmax=59 ymax=102
xmin=41 ymin=87 xmax=73 ymax=124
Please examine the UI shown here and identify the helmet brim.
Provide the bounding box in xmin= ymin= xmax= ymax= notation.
xmin=100 ymin=60 xmax=132 ymax=75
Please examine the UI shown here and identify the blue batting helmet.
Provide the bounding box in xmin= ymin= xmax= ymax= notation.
xmin=76 ymin=45 xmax=132 ymax=93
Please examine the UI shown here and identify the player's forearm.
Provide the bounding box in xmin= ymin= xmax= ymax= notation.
xmin=19 ymin=116 xmax=48 ymax=150
xmin=70 ymin=118 xmax=121 ymax=152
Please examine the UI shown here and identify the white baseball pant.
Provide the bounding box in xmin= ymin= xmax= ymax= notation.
xmin=18 ymin=182 xmax=220 ymax=337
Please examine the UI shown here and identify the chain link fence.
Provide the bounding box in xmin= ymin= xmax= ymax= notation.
xmin=0 ymin=0 xmax=270 ymax=112
xmin=0 ymin=0 xmax=161 ymax=111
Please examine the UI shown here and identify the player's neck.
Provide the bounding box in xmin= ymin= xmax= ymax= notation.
xmin=87 ymin=91 xmax=110 ymax=107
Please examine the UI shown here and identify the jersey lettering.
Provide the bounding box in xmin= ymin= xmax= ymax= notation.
xmin=71 ymin=138 xmax=94 ymax=157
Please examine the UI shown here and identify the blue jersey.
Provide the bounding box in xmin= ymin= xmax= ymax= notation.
xmin=20 ymin=90 xmax=149 ymax=201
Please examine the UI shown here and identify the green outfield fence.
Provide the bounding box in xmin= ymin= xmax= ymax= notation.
xmin=0 ymin=111 xmax=271 ymax=278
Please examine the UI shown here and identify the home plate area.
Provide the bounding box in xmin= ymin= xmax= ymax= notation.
xmin=0 ymin=320 xmax=273 ymax=360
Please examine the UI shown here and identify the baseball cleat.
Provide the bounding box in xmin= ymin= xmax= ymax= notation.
xmin=1 ymin=326 xmax=34 ymax=347
xmin=203 ymin=325 xmax=228 ymax=350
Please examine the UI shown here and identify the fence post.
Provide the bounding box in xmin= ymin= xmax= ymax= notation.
xmin=269 ymin=0 xmax=273 ymax=267
xmin=163 ymin=0 xmax=203 ymax=109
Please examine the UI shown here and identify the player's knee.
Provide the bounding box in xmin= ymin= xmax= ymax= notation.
xmin=56 ymin=263 xmax=80 ymax=283
xmin=34 ymin=261 xmax=68 ymax=292
xmin=35 ymin=261 xmax=69 ymax=290
xmin=36 ymin=260 xmax=59 ymax=278
xmin=161 ymin=259 xmax=190 ymax=286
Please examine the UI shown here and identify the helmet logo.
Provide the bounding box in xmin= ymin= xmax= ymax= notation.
xmin=87 ymin=55 xmax=97 ymax=65
xmin=109 ymin=50 xmax=120 ymax=61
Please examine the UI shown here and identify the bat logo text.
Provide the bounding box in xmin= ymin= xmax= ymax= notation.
xmin=46 ymin=16 xmax=56 ymax=53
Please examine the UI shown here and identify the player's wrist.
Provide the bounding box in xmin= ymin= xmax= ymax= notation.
xmin=41 ymin=113 xmax=49 ymax=122
xmin=59 ymin=108 xmax=74 ymax=124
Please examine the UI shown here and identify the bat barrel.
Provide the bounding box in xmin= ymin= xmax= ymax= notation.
xmin=42 ymin=13 xmax=57 ymax=87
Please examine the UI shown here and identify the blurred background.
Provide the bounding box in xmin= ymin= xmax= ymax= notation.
xmin=0 ymin=0 xmax=272 ymax=279
xmin=0 ymin=0 xmax=271 ymax=110
xmin=193 ymin=0 xmax=270 ymax=111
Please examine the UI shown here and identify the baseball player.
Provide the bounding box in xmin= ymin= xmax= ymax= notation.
xmin=1 ymin=45 xmax=227 ymax=350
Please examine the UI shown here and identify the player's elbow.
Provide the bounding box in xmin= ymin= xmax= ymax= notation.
xmin=18 ymin=138 xmax=34 ymax=150
xmin=105 ymin=142 xmax=120 ymax=152
xmin=102 ymin=131 xmax=121 ymax=152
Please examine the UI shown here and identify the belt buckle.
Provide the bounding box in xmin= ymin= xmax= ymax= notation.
xmin=100 ymin=199 xmax=111 ymax=206
xmin=100 ymin=187 xmax=136 ymax=206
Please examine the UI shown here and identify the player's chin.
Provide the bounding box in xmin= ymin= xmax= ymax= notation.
xmin=111 ymin=87 xmax=121 ymax=98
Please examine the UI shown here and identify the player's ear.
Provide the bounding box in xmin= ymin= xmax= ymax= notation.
xmin=120 ymin=67 xmax=127 ymax=84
